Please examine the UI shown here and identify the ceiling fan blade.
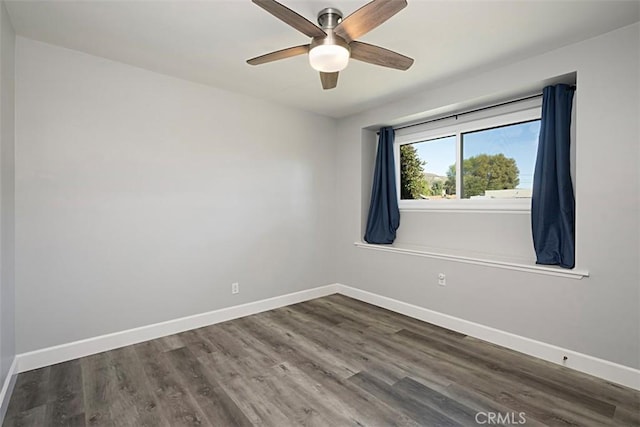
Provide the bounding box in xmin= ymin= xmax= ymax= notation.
xmin=252 ymin=0 xmax=326 ymax=38
xmin=320 ymin=72 xmax=339 ymax=90
xmin=350 ymin=41 xmax=414 ymax=70
xmin=247 ymin=45 xmax=310 ymax=66
xmin=334 ymin=0 xmax=407 ymax=43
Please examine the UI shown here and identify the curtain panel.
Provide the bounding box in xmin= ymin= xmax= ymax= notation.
xmin=531 ymin=84 xmax=576 ymax=269
xmin=364 ymin=127 xmax=400 ymax=244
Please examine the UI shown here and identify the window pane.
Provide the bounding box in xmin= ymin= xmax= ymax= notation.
xmin=399 ymin=135 xmax=456 ymax=200
xmin=461 ymin=120 xmax=540 ymax=199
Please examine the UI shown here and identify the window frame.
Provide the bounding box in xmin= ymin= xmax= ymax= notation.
xmin=394 ymin=100 xmax=542 ymax=212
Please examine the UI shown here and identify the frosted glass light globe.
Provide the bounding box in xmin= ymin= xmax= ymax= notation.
xmin=309 ymin=44 xmax=350 ymax=73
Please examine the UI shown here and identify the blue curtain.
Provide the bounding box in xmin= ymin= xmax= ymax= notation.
xmin=531 ymin=84 xmax=576 ymax=268
xmin=364 ymin=127 xmax=400 ymax=244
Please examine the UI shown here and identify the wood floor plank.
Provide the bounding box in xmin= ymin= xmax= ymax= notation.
xmin=287 ymin=357 xmax=422 ymax=426
xmin=197 ymin=323 xmax=263 ymax=363
xmin=239 ymin=310 xmax=421 ymax=425
xmin=194 ymin=324 xmax=279 ymax=382
xmin=264 ymin=308 xmax=369 ymax=360
xmin=266 ymin=306 xmax=407 ymax=384
xmin=399 ymin=328 xmax=617 ymax=415
xmin=155 ymin=335 xmax=186 ymax=352
xmin=46 ymin=359 xmax=86 ymax=426
xmin=107 ymin=346 xmax=169 ymax=427
xmin=613 ymin=405 xmax=640 ymax=426
xmin=5 ymin=367 xmax=50 ymax=420
xmin=184 ymin=338 xmax=217 ymax=360
xmin=4 ymin=294 xmax=639 ymax=427
xmin=391 ymin=328 xmax=618 ymax=425
xmin=178 ymin=328 xmax=219 ymax=359
xmin=349 ymin=371 xmax=462 ymax=426
xmin=164 ymin=346 xmax=253 ymax=427
xmin=232 ymin=316 xmax=301 ymax=363
xmin=287 ymin=300 xmax=357 ymax=327
xmin=270 ymin=362 xmax=360 ymax=426
xmin=80 ymin=352 xmax=115 ymax=427
xmin=3 ymin=404 xmax=47 ymax=427
xmin=306 ymin=297 xmax=403 ymax=334
xmin=196 ymin=353 xmax=293 ymax=427
xmin=238 ymin=369 xmax=333 ymax=426
xmin=462 ymin=335 xmax=640 ymax=409
xmin=441 ymin=383 xmax=548 ymax=427
xmin=341 ymin=321 xmax=471 ymax=389
xmin=325 ymin=294 xmax=467 ymax=340
xmin=217 ymin=321 xmax=281 ymax=367
xmin=132 ymin=340 xmax=209 ymax=427
xmin=393 ymin=376 xmax=486 ymax=426
xmin=173 ymin=329 xmax=204 ymax=346
xmin=238 ymin=314 xmax=360 ymax=379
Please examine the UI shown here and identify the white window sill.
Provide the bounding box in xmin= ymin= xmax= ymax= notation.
xmin=354 ymin=242 xmax=589 ymax=280
xmin=399 ymin=199 xmax=531 ymax=213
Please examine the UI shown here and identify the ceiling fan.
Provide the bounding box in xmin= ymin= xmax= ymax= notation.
xmin=247 ymin=0 xmax=414 ymax=90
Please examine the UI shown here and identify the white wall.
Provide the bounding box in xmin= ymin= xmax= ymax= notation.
xmin=0 ymin=0 xmax=15 ymax=395
xmin=14 ymin=37 xmax=337 ymax=353
xmin=335 ymin=23 xmax=640 ymax=369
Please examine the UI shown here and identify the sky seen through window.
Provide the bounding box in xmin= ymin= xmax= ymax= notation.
xmin=413 ymin=120 xmax=540 ymax=189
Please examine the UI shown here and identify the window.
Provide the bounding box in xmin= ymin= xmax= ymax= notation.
xmin=399 ymin=135 xmax=456 ymax=200
xmin=395 ymin=98 xmax=541 ymax=211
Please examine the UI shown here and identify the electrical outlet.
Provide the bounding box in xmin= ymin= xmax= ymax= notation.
xmin=438 ymin=273 xmax=446 ymax=286
xmin=231 ymin=282 xmax=239 ymax=294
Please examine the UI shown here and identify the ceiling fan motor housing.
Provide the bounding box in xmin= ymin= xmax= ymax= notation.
xmin=317 ymin=7 xmax=343 ymax=29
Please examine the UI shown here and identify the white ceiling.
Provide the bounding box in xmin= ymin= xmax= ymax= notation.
xmin=5 ymin=0 xmax=640 ymax=118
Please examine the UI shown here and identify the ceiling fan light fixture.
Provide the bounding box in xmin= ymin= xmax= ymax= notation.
xmin=247 ymin=0 xmax=413 ymax=89
xmin=309 ymin=43 xmax=350 ymax=72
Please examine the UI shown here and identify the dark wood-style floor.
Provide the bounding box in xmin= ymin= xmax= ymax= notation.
xmin=3 ymin=294 xmax=639 ymax=426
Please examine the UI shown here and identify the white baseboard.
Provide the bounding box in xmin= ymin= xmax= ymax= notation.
xmin=16 ymin=284 xmax=339 ymax=373
xmin=0 ymin=357 xmax=18 ymax=424
xmin=13 ymin=282 xmax=639 ymax=392
xmin=336 ymin=284 xmax=640 ymax=391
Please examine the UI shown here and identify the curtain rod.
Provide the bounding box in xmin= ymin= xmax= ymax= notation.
xmin=379 ymin=93 xmax=544 ymax=135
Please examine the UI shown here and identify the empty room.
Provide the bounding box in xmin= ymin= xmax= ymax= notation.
xmin=0 ymin=0 xmax=639 ymax=425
